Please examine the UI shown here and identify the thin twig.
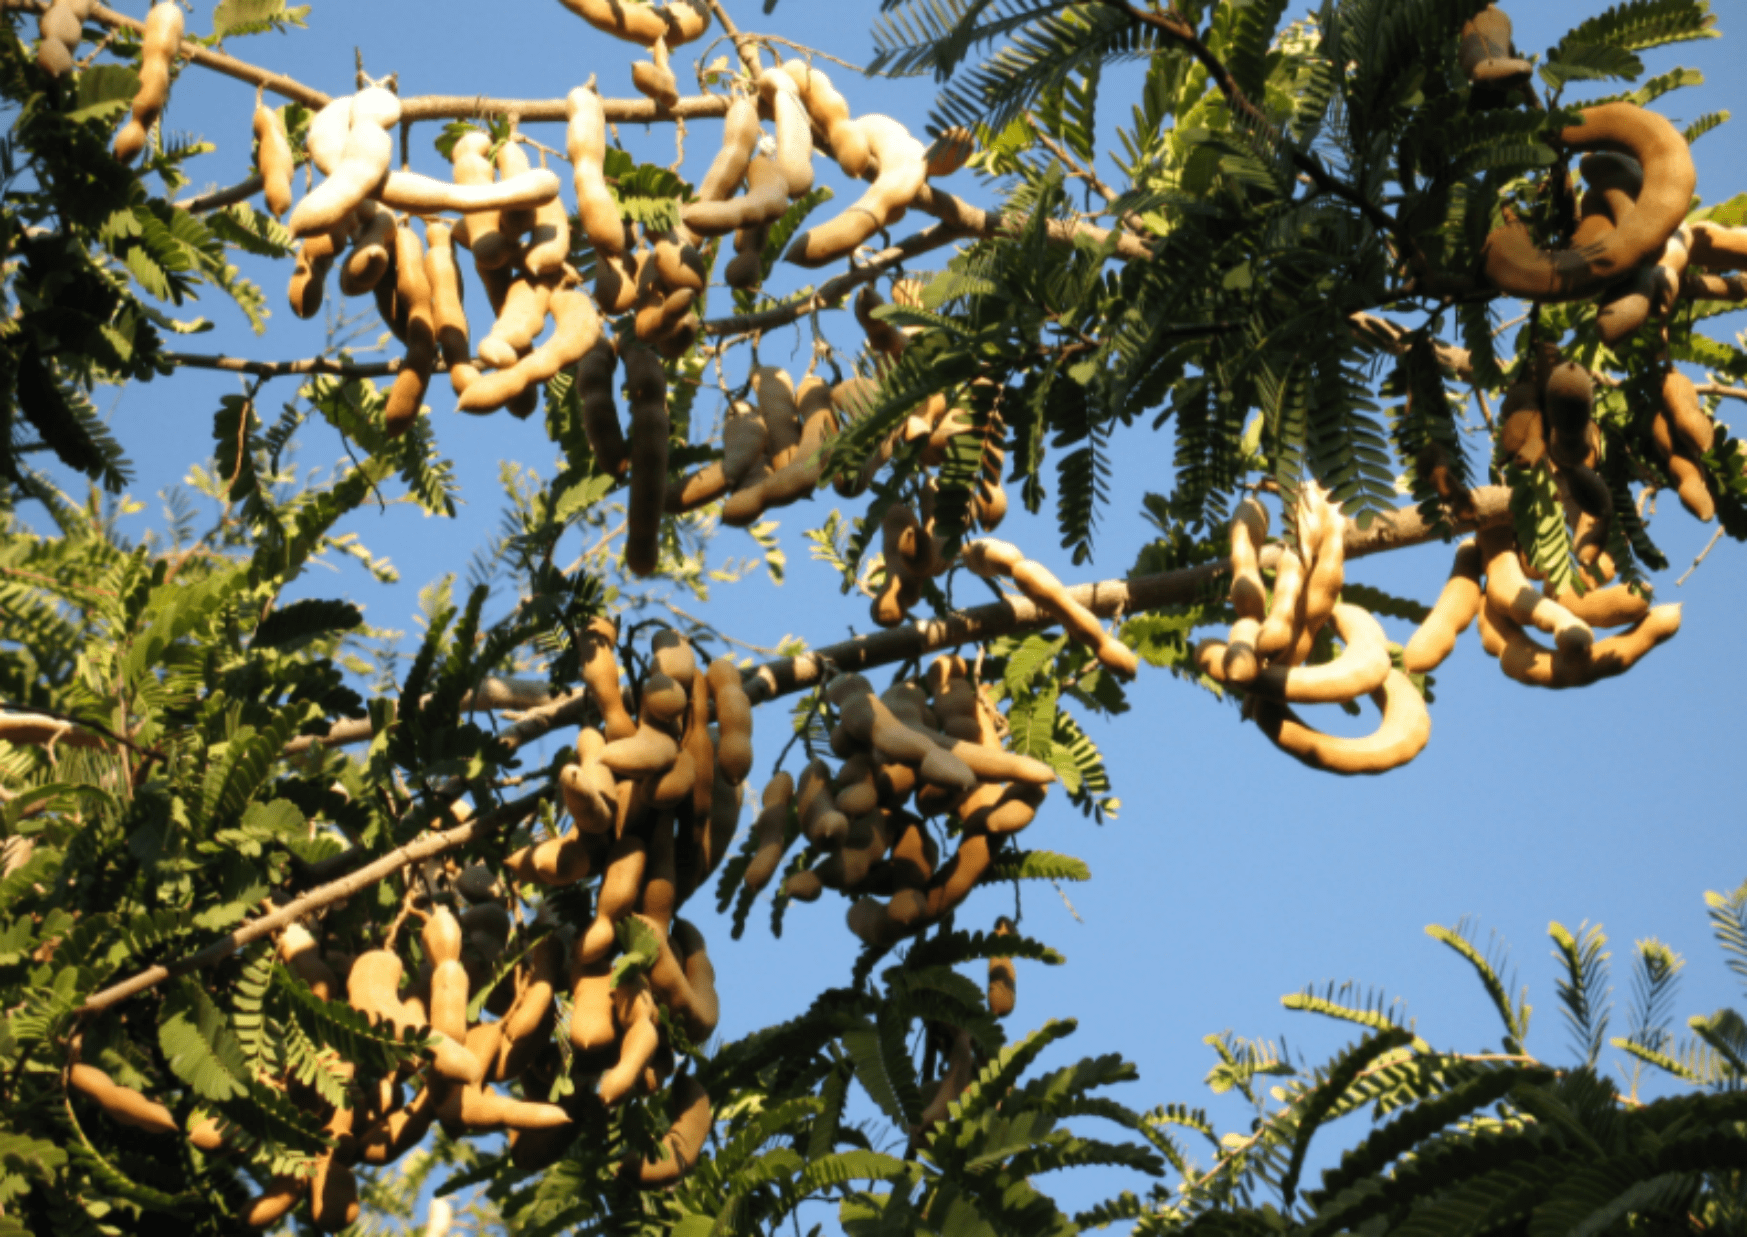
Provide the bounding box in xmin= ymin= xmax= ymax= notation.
xmin=162 ymin=352 xmax=446 ymax=379
xmin=175 ymin=173 xmax=265 ymax=214
xmin=700 ymin=0 xmax=764 ymax=74
xmin=1695 ymin=382 xmax=1747 ymax=403
xmin=1676 ymin=525 xmax=1725 ymax=587
xmin=0 ymin=701 xmax=160 ymax=761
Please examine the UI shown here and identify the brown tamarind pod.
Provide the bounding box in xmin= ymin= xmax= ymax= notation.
xmin=288 ymin=216 xmax=354 ymax=319
xmin=786 ymin=116 xmax=927 ymax=266
xmin=309 ymin=1152 xmax=359 ymax=1231
xmin=36 ymin=0 xmax=93 ymax=76
xmin=684 ymin=155 xmax=789 ymax=238
xmin=694 ymin=767 xmax=744 ymax=893
xmin=913 ymin=1030 xmax=975 ymax=1145
xmin=1479 ymin=525 xmax=1594 ymax=654
xmin=958 ymin=781 xmax=1047 ymax=836
xmin=755 ymin=367 xmax=803 ymax=466
xmin=1457 ymin=5 xmax=1531 ymax=87
xmin=1492 ymin=601 xmax=1682 ymax=688
xmin=829 ymin=675 xmax=977 ymax=792
xmin=649 ymin=627 xmax=697 ymax=691
xmin=922 ymin=832 xmax=996 ymax=920
xmin=1687 ymin=222 xmax=1747 ymax=274
xmin=846 ymin=887 xmax=929 ymax=947
xmin=578 ymin=826 xmax=647 ymax=964
xmin=629 ymin=1074 xmax=712 ymax=1188
xmin=580 ymin=617 xmax=636 ymax=741
xmin=253 ymin=103 xmax=294 ymax=217
xmin=967 ymin=540 xmax=1139 ymax=678
xmin=638 ymin=670 xmax=690 ymax=735
xmin=1547 ymin=581 xmax=1652 ymax=628
xmin=428 ymin=959 xmax=470 ymax=1042
xmin=1663 ymin=369 xmax=1716 ymax=457
xmin=743 ymin=774 xmax=795 ymax=893
xmin=1255 ymin=546 xmax=1306 ymax=660
xmin=1482 ymin=105 xmax=1694 ymax=300
xmin=561 ymin=729 xmax=617 ymax=834
xmin=833 ymin=754 xmax=880 ymax=818
xmin=988 ymin=916 xmax=1017 ymax=1017
xmin=68 ymin=1064 xmax=177 ymax=1135
xmin=1251 ymin=604 xmax=1392 ymax=705
xmin=1252 ymin=669 xmax=1431 ymax=775
xmin=872 ymin=504 xmax=926 ymax=627
xmin=569 ymin=957 xmax=617 ymax=1055
xmin=420 ymin=905 xmax=464 ymax=968
xmin=1401 ymin=540 xmax=1483 ymax=673
xmin=574 ymin=336 xmax=630 ymax=479
xmin=476 ymin=274 xmax=552 ymax=369
xmin=1648 ymin=407 xmax=1715 ymax=521
xmin=706 ymin=658 xmax=754 ymax=784
xmin=723 ymin=223 xmax=767 ymax=290
xmin=340 ymin=201 xmax=394 ymax=296
xmin=623 ymin=345 xmax=669 ymax=577
xmin=722 ymin=400 xmax=769 ymax=488
xmin=783 ymin=867 xmax=825 ymax=902
xmin=384 ymin=224 xmax=436 ymax=437
xmin=1222 ymin=499 xmax=1270 ymax=682
xmin=600 ymin=987 xmax=660 ymax=1107
xmin=244 ymin=1176 xmax=307 ymax=1228
xmin=113 ymin=3 xmax=184 ymax=162
xmin=276 ymin=921 xmax=339 ymax=1001
xmin=639 ymin=813 xmax=680 ymax=933
xmin=856 ymin=285 xmax=907 ymax=356
xmin=461 ymin=287 xmax=601 ymax=414
xmin=493 ymin=934 xmax=563 ymax=1082
xmin=796 ymin=757 xmax=848 ymax=846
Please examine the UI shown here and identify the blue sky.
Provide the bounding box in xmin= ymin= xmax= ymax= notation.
xmin=21 ymin=0 xmax=1747 ymax=1222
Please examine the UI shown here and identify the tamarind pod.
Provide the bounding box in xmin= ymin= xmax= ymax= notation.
xmin=846 ymin=887 xmax=929 ymax=947
xmin=1687 ymin=220 xmax=1747 ymax=272
xmin=461 ymin=289 xmax=601 ymax=413
xmin=665 ymin=462 xmax=729 ymax=513
xmin=706 ymin=658 xmax=755 ymax=783
xmin=189 ymin=1113 xmax=226 ymax=1154
xmin=697 ymin=96 xmax=761 ymax=203
xmin=1496 ymin=602 xmax=1682 ymax=688
xmin=347 ymin=947 xmax=407 ymax=1028
xmin=376 ymin=168 xmax=564 ymax=219
xmin=448 ymin=131 xmax=510 ymax=271
xmin=1252 ymin=669 xmax=1431 ymax=775
xmin=633 ymin=44 xmax=682 ymax=112
xmin=1228 ymin=498 xmax=1270 ymax=620
xmin=914 ymin=1031 xmax=975 ymax=1140
xmin=1255 ymin=548 xmax=1306 ymax=659
xmin=1543 ymin=361 xmax=1594 ymax=443
xmin=510 ymin=1123 xmax=580 ymax=1172
xmin=0 ymin=712 xmax=106 ymax=750
xmin=684 ymin=668 xmax=715 ymax=820
xmin=371 ymin=235 xmax=410 ymax=344
xmin=1596 ymin=267 xmax=1655 ymax=346
xmin=683 ymin=155 xmax=790 ymax=237
xmin=559 ymin=756 xmax=614 ymax=834
xmin=657 ymin=312 xmax=700 ymax=361
xmin=830 ymin=676 xmax=977 ymax=791
xmin=489 ymin=139 xmax=540 ymax=242
xmin=834 ymin=754 xmax=879 ymax=817
xmin=1250 ymin=604 xmax=1392 ymax=704
xmin=36 ymin=0 xmax=93 ymax=75
xmin=340 ymin=201 xmax=394 ymax=296
xmin=700 ymin=769 xmax=744 ymax=888
xmin=743 ymin=773 xmax=795 ymax=892
xmin=504 ymin=826 xmax=599 ymax=887
xmin=1648 ymin=408 xmax=1716 ymax=521
xmin=569 ymin=962 xmax=617 ymax=1054
xmin=660 ymin=0 xmax=712 ymax=48
xmin=755 ymin=367 xmax=803 ymax=461
xmin=639 ymin=670 xmax=690 ymax=732
xmin=1663 ymin=369 xmax=1716 ymax=456
xmin=640 ymin=813 xmax=680 ymax=932
xmin=68 ymin=1064 xmax=177 ymax=1135
xmin=898 ymin=721 xmax=1054 ymax=786
xmin=786 ymin=115 xmax=927 ymax=266
xmin=639 ymin=914 xmax=716 ymax=1038
xmin=420 ymin=905 xmax=464 ymax=968
xmin=723 ymin=224 xmax=767 ymax=289
xmin=384 ymin=225 xmax=436 ymax=437
xmin=722 ymin=401 xmax=769 ymax=486
xmin=1012 ymin=559 xmax=1140 ymax=678
xmin=958 ymin=782 xmax=1046 ymax=836
xmin=309 ymin=1151 xmax=362 ymax=1232
xmin=1500 ymin=407 xmax=1547 ymax=470
xmin=600 ymin=1007 xmax=661 ymax=1107
xmin=783 ymin=868 xmax=825 ymax=902
xmin=1481 ymin=105 xmax=1695 ymax=299
xmin=872 ymin=504 xmax=925 ymax=627
xmin=462 ymin=902 xmax=513 ymax=952
xmin=112 ymin=2 xmax=184 ymax=162
xmin=856 ymin=285 xmax=907 ymax=356
xmin=522 ymin=192 xmax=572 ymax=278
xmin=984 ymin=916 xmax=1018 ymax=1019
xmin=923 ymin=832 xmax=995 ymax=920
xmin=1222 ymin=617 xmax=1263 ymax=685
xmin=448 ymin=1082 xmax=573 ymax=1132
xmin=631 ymin=1075 xmax=711 ymax=1188
xmin=654 ymin=235 xmax=707 ymax=291
xmin=1457 ymin=5 xmax=1531 ymax=84
xmin=244 ymin=1176 xmax=307 ymax=1228
xmin=579 ymin=829 xmax=647 ymax=964
xmin=304 ymin=95 xmax=353 ymax=178
xmin=1479 ymin=525 xmax=1594 ymax=654
xmin=574 ymin=618 xmax=634 ymax=743
xmin=494 ymin=935 xmax=562 ymax=1081
xmin=288 ymin=88 xmax=398 ymax=238
xmin=1400 ymin=540 xmax=1483 ymax=674
xmin=563 ymin=87 xmax=627 ymax=258
xmin=886 ymin=817 xmax=934 ymax=890
xmin=797 ymin=757 xmax=849 ymax=846
xmin=559 ymin=0 xmax=671 ymax=44
xmin=1547 ymin=581 xmax=1652 ymax=628
xmin=600 ymin=719 xmax=679 ymax=777
xmin=1193 ymin=639 xmax=1230 ymax=683
xmin=427 ymin=959 xmax=470 ymax=1042
xmin=418 ymin=223 xmax=473 ymax=379
xmin=476 ymin=276 xmax=552 ymax=369
xmin=572 ymin=339 xmax=629 ymax=481
xmin=597 ymin=249 xmax=641 ymax=312
xmin=757 ymin=69 xmax=815 ymax=197
xmin=288 ymin=223 xmax=348 ymax=318
xmin=634 ymin=285 xmax=696 ymax=344
xmin=253 ymin=104 xmax=295 ymax=217
xmin=781 ymin=59 xmax=871 ymax=177
xmin=623 ymin=346 xmax=670 ymax=577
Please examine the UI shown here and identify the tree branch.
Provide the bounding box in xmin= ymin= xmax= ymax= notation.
xmin=163 ymin=351 xmax=420 ymax=378
xmin=699 ymin=0 xmax=765 ymax=74
xmin=175 ymin=173 xmax=265 ymax=214
xmin=283 ymin=677 xmax=559 ymax=755
xmin=740 ymin=486 xmax=1514 ymax=704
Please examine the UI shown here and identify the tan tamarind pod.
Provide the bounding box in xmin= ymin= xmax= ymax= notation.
xmin=376 ymin=164 xmax=562 ymax=219
xmin=461 ymin=288 xmax=601 ymax=414
xmin=244 ymin=1176 xmax=307 ymax=1228
xmin=754 ymin=367 xmax=802 ymax=465
xmin=783 ymin=867 xmax=825 ymax=902
xmin=957 ymin=781 xmax=1046 ymax=836
xmin=347 ymin=947 xmax=409 ymax=1030
xmin=1482 ymin=105 xmax=1694 ymax=300
xmin=653 ymin=233 xmax=706 ymax=291
xmin=1499 ymin=408 xmax=1547 ymax=471
xmin=597 ymin=248 xmax=641 ymax=312
xmin=886 ymin=817 xmax=935 ymax=889
xmin=288 ymin=218 xmax=353 ymax=319
xmin=1479 ymin=525 xmax=1594 ymax=654
xmin=1255 ymin=547 xmax=1306 ymax=659
xmin=829 ymin=674 xmax=977 ymax=791
xmin=1648 ymin=407 xmax=1715 ymax=521
xmin=634 ymin=281 xmax=696 ymax=344
xmin=1596 ymin=266 xmax=1655 ymax=346
xmin=1011 ymin=559 xmax=1137 ymax=678
xmin=630 ymin=1074 xmax=711 ymax=1188
xmin=782 ymin=59 xmax=872 ymax=177
xmin=437 ymin=1081 xmax=572 ymax=1132
xmin=723 ymin=223 xmax=768 ymax=289
xmin=1687 ymin=220 xmax=1747 ymax=271
xmin=569 ymin=958 xmax=617 ymax=1054
xmin=1493 ymin=601 xmax=1682 ymax=688
xmin=787 ymin=116 xmax=927 ymax=266
xmin=722 ymin=401 xmax=769 ymax=487
xmin=1543 ymin=362 xmax=1596 ymax=464
xmin=579 ymin=827 xmax=648 ymax=964
xmin=683 ymin=668 xmax=715 ymax=820
xmin=68 ymin=1064 xmax=178 ymax=1135
xmin=743 ymin=774 xmax=795 ymax=893
xmin=477 ymin=275 xmax=552 ymax=369
xmin=565 ymin=87 xmax=628 ymax=261
xmin=697 ymin=96 xmax=761 ymax=204
xmin=384 ymin=224 xmax=437 ymax=438
xmin=581 ymin=616 xmax=636 ymax=741
xmin=698 ymin=769 xmax=744 ymax=891
xmin=288 ymin=88 xmax=397 ymax=237
xmin=926 ymin=126 xmax=976 ymax=177
xmin=491 ymin=138 xmax=539 ymax=243
xmin=600 ymin=717 xmax=679 ymax=777
xmin=1663 ymin=369 xmax=1716 ymax=457
xmin=632 ymin=38 xmax=682 ymax=111
xmin=339 ymin=201 xmax=394 ymax=296
xmin=450 ymin=131 xmax=513 ymax=272
xmin=304 ymin=94 xmax=352 ymax=176
xmin=1287 ymin=485 xmax=1345 ymax=666
xmin=872 ymin=503 xmax=925 ymax=627
xmin=189 ymin=1113 xmax=226 ymax=1153
xmin=707 ymin=658 xmax=754 ymax=784
xmin=684 ymin=154 xmax=790 ymax=238
xmin=113 ymin=2 xmax=183 ymax=162
xmin=665 ymin=462 xmax=730 ymax=513
xmin=600 ymin=986 xmax=660 ymax=1107
xmin=757 ymin=68 xmax=815 ymax=197
xmin=923 ymin=832 xmax=995 ymax=920
xmin=36 ymin=0 xmax=93 ymax=76
xmin=624 ymin=345 xmax=670 ymax=577
xmin=856 ymin=285 xmax=907 ymax=356
xmin=428 ymin=959 xmax=470 ymax=1042
xmin=638 ymin=670 xmax=690 ymax=733
xmin=1401 ymin=540 xmax=1484 ymax=674
xmin=1457 ymin=5 xmax=1532 ymax=86
xmin=254 ymin=103 xmax=295 ymax=217
xmin=651 ymin=748 xmax=695 ymax=810
xmin=834 ymin=754 xmax=880 ymax=817
xmin=1223 ymin=499 xmax=1270 ymax=681
xmin=276 ymin=921 xmax=339 ymax=1001
xmin=576 ymin=336 xmax=630 ymax=478
xmin=1252 ymin=669 xmax=1431 ymax=775
xmin=988 ymin=916 xmax=1017 ymax=1017
xmin=420 ymin=221 xmax=473 ymax=384
xmin=421 ymin=905 xmax=464 ymax=967
xmin=797 ymin=757 xmax=849 ymax=846
xmin=1251 ymin=604 xmax=1392 ymax=704
xmin=559 ymin=0 xmax=670 ymax=45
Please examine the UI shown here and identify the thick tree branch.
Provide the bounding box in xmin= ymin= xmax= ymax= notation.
xmin=741 ymin=486 xmax=1513 ymax=703
xmin=909 ymin=183 xmax=1153 ymax=262
xmin=395 ymin=94 xmax=732 ymax=124
xmin=175 ymin=172 xmax=265 ymax=214
xmin=283 ymin=677 xmax=559 ymax=755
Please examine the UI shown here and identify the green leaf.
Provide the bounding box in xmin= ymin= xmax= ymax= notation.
xmin=159 ymin=978 xmax=250 ymax=1102
xmin=986 ymin=850 xmax=1090 ymax=883
xmin=68 ymin=66 xmax=140 ymax=123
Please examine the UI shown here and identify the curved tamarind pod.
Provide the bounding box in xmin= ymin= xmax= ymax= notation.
xmin=1255 ymin=547 xmax=1306 ymax=659
xmin=36 ymin=0 xmax=94 ymax=76
xmin=289 ymin=88 xmax=397 ymax=237
xmin=639 ymin=670 xmax=690 ymax=733
xmin=1286 ymin=485 xmax=1344 ymax=666
xmin=68 ymin=1064 xmax=177 ymax=1135
xmin=698 ymin=769 xmax=744 ymax=890
xmin=1401 ymin=539 xmax=1483 ymax=673
xmin=1457 ymin=5 xmax=1532 ymax=86
xmin=253 ymin=104 xmax=295 ymax=217
xmin=600 ymin=719 xmax=679 ymax=777
xmin=923 ymin=832 xmax=995 ymax=920
xmin=830 ymin=675 xmax=977 ymax=791
xmin=476 ymin=274 xmax=552 ymax=369
xmin=1251 ymin=604 xmax=1391 ymax=704
xmin=288 ymin=219 xmax=352 ymax=319
xmin=1252 ymin=669 xmax=1431 ymax=775
xmin=600 ymin=992 xmax=660 ymax=1107
xmin=597 ymin=248 xmax=640 ymax=312
xmin=1500 ymin=406 xmax=1546 ymax=470
xmin=276 ymin=922 xmax=339 ymax=1001
xmin=438 ymin=1081 xmax=571 ymax=1133
xmin=1687 ymin=220 xmax=1747 ymax=271
xmin=651 ymin=748 xmax=695 ymax=810
xmin=957 ymin=781 xmax=1046 ymax=836
xmin=756 ymin=69 xmax=815 ymax=197
xmin=782 ymin=59 xmax=872 ymax=177
xmin=1223 ymin=499 xmax=1270 ymax=681
xmin=1482 ymin=105 xmax=1695 ymax=299
xmin=569 ymin=957 xmax=617 ymax=1054
xmin=522 ymin=181 xmax=572 ymax=277
xmin=504 ymin=822 xmax=601 ymax=887
xmin=706 ymin=659 xmax=754 ymax=783
xmin=786 ymin=116 xmax=928 ymax=266
xmin=416 ymin=222 xmax=472 ymax=386
xmin=683 ymin=154 xmax=790 ymax=237
xmin=783 ymin=867 xmax=825 ymax=902
xmin=308 ymin=1154 xmax=359 ymax=1232
xmin=722 ymin=401 xmax=768 ymax=487
xmin=641 ymin=914 xmax=718 ymax=1039
xmin=449 ymin=131 xmax=511 ymax=272
xmin=624 ymin=345 xmax=669 ymax=578
xmin=1663 ymin=369 xmax=1716 ymax=456
xmin=872 ymin=504 xmax=926 ymax=627
xmin=347 ymin=947 xmax=410 ymax=1029
xmin=755 ymin=367 xmax=802 ymax=464
xmin=113 ymin=2 xmax=183 ymax=162
xmin=723 ymin=221 xmax=768 ymax=289
xmin=743 ymin=773 xmax=795 ymax=892
xmin=1596 ymin=268 xmax=1655 ymax=346
xmin=632 ymin=36 xmax=681 ymax=110
xmin=493 ymin=934 xmax=562 ymax=1081
xmin=421 ymin=905 xmax=464 ymax=967
xmin=1480 ymin=525 xmax=1594 ymax=653
xmin=697 ymin=96 xmax=760 ymax=203
xmin=722 ymin=380 xmax=837 ymax=523
xmin=988 ymin=917 xmax=1017 ymax=1017
xmin=847 ymin=887 xmax=929 ymax=947
xmin=559 ymin=0 xmax=669 ymax=45
xmin=665 ymin=462 xmax=729 ymax=513
xmin=833 ymin=754 xmax=879 ymax=817
xmin=564 ymin=87 xmax=625 ymax=257
xmin=579 ymin=616 xmax=636 ymax=741
xmin=797 ymin=757 xmax=849 ymax=846
xmin=579 ymin=827 xmax=648 ymax=964
xmin=1012 ymin=559 xmax=1137 ymax=678
xmin=574 ymin=336 xmax=629 ymax=479
xmin=461 ymin=289 xmax=600 ymax=413
xmin=489 ymin=138 xmax=540 ymax=243
xmin=653 ymin=233 xmax=707 ymax=291
xmin=0 ymin=712 xmax=106 ymax=748
xmin=305 ymin=95 xmax=352 ymax=176
xmin=659 ymin=0 xmax=711 ymax=45
xmin=377 ymin=167 xmax=562 ymax=218
xmin=1547 ymin=581 xmax=1651 ymax=628
xmin=1494 ymin=602 xmax=1682 ymax=687
xmin=428 ymin=959 xmax=470 ymax=1042
xmin=244 ymin=1176 xmax=306 ymax=1228
xmin=384 ymin=225 xmax=436 ymax=437
xmin=1648 ymin=406 xmax=1716 ymax=521
xmin=631 ymin=1075 xmax=711 ymax=1188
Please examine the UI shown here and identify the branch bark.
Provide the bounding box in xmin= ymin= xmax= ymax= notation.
xmin=175 ymin=173 xmax=265 ymax=214
xmin=163 ymin=351 xmax=414 ymax=378
xmin=283 ymin=677 xmax=559 ymax=755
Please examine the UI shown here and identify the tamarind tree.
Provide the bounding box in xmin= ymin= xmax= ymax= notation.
xmin=0 ymin=0 xmax=1744 ymax=1233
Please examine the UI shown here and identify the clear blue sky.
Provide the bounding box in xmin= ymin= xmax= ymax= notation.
xmin=29 ymin=0 xmax=1747 ymax=1222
